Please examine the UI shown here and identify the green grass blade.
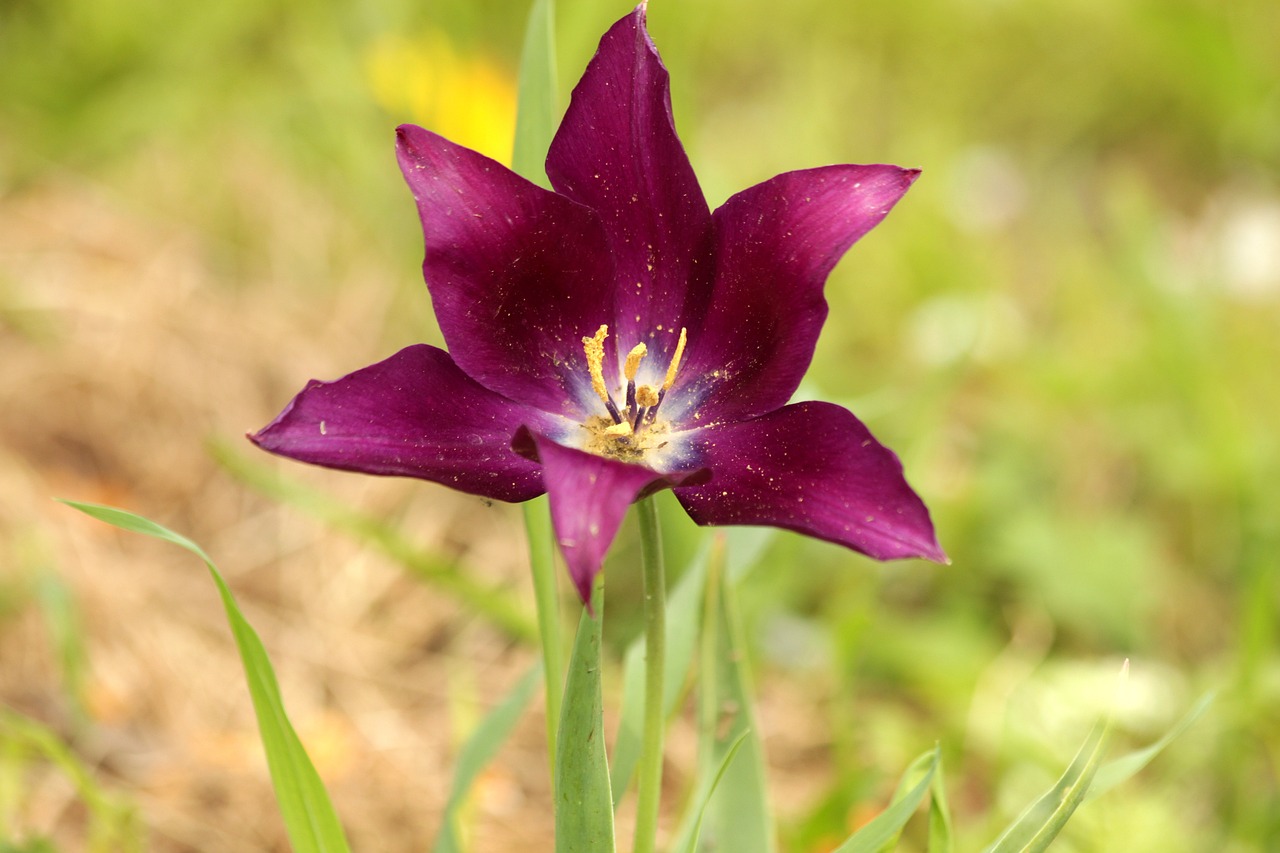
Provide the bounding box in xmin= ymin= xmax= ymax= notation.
xmin=610 ymin=543 xmax=707 ymax=805
xmin=210 ymin=438 xmax=536 ymax=642
xmin=928 ymin=751 xmax=955 ymax=853
xmin=674 ymin=543 xmax=775 ymax=853
xmin=834 ymin=747 xmax=940 ymax=853
xmin=0 ymin=707 xmax=142 ymax=852
xmin=1084 ymin=691 xmax=1215 ymax=802
xmin=60 ymin=501 xmax=351 ymax=853
xmin=981 ymin=720 xmax=1109 ymax=853
xmin=555 ymin=582 xmax=615 ymax=852
xmin=677 ymin=731 xmax=750 ymax=853
xmin=512 ymin=0 xmax=557 ymax=186
xmin=523 ymin=496 xmax=564 ymax=788
xmin=435 ymin=664 xmax=542 ymax=853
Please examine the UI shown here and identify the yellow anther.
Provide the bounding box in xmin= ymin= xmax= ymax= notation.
xmin=624 ymin=343 xmax=648 ymax=382
xmin=604 ymin=420 xmax=634 ymax=438
xmin=636 ymin=384 xmax=660 ymax=408
xmin=582 ymin=325 xmax=610 ymax=405
xmin=662 ymin=327 xmax=687 ymax=391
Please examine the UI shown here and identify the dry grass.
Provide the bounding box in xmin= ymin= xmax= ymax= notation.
xmin=0 ymin=155 xmax=552 ymax=850
xmin=0 ymin=150 xmax=838 ymax=850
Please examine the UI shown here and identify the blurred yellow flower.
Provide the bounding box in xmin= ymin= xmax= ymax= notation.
xmin=364 ymin=31 xmax=516 ymax=166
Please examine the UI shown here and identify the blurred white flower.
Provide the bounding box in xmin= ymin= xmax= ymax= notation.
xmin=946 ymin=145 xmax=1028 ymax=233
xmin=907 ymin=291 xmax=1026 ymax=366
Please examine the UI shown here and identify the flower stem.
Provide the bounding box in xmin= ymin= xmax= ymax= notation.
xmin=523 ymin=496 xmax=563 ymax=792
xmin=633 ymin=495 xmax=666 ymax=853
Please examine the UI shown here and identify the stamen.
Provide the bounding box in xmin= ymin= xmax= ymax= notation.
xmin=582 ymin=324 xmax=623 ymax=423
xmin=635 ymin=385 xmax=660 ymax=408
xmin=663 ymin=327 xmax=687 ymax=391
xmin=582 ymin=325 xmax=610 ymax=404
xmin=624 ymin=343 xmax=647 ymax=381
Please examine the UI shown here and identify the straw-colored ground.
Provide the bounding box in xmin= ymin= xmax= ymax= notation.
xmin=0 ymin=155 xmax=846 ymax=852
xmin=4 ymin=0 xmax=1279 ymax=850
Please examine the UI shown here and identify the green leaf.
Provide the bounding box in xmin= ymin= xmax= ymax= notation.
xmin=982 ymin=720 xmax=1110 ymax=853
xmin=677 ymin=731 xmax=750 ymax=853
xmin=671 ymin=542 xmax=776 ymax=853
xmin=555 ymin=582 xmax=615 ymax=852
xmin=834 ymin=747 xmax=941 ymax=853
xmin=60 ymin=501 xmax=351 ymax=853
xmin=435 ymin=664 xmax=542 ymax=853
xmin=512 ymin=0 xmax=562 ymax=783
xmin=512 ymin=0 xmax=557 ymax=187
xmin=522 ymin=496 xmax=564 ymax=788
xmin=928 ymin=751 xmax=955 ymax=853
xmin=1084 ymin=690 xmax=1215 ymax=802
xmin=1 ymin=707 xmax=142 ymax=852
xmin=610 ymin=542 xmax=708 ymax=804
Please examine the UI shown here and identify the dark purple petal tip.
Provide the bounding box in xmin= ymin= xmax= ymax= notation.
xmin=675 ymin=402 xmax=945 ymax=564
xmin=250 ymin=345 xmax=550 ymax=503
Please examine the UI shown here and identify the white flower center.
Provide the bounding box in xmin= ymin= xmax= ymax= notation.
xmin=579 ymin=324 xmax=686 ymax=463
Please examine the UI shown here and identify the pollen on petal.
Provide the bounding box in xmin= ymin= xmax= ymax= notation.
xmin=663 ymin=327 xmax=688 ymax=391
xmin=624 ymin=343 xmax=648 ymax=381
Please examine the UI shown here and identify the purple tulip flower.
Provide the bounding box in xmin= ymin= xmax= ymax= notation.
xmin=251 ymin=6 xmax=945 ymax=604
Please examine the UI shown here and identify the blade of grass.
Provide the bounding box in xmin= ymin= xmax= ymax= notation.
xmin=435 ymin=664 xmax=542 ymax=853
xmin=61 ymin=501 xmax=351 ymax=853
xmin=677 ymin=731 xmax=750 ymax=853
xmin=1084 ymin=690 xmax=1215 ymax=802
xmin=523 ymin=496 xmax=564 ymax=786
xmin=833 ymin=747 xmax=940 ymax=853
xmin=512 ymin=0 xmax=563 ymax=789
xmin=928 ymin=751 xmax=954 ymax=853
xmin=512 ymin=0 xmax=557 ymax=187
xmin=671 ymin=537 xmax=775 ymax=853
xmin=981 ymin=719 xmax=1107 ymax=853
xmin=209 ymin=438 xmax=536 ymax=643
xmin=0 ymin=707 xmax=142 ymax=853
xmin=555 ymin=581 xmax=615 ymax=852
xmin=981 ymin=662 xmax=1133 ymax=853
xmin=610 ymin=540 xmax=708 ymax=805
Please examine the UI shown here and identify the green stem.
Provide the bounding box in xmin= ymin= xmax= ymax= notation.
xmin=524 ymin=496 xmax=563 ymax=792
xmin=633 ymin=496 xmax=667 ymax=853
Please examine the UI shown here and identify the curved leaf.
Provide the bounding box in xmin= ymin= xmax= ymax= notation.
xmin=835 ymin=747 xmax=941 ymax=853
xmin=61 ymin=501 xmax=350 ymax=853
xmin=555 ymin=582 xmax=615 ymax=852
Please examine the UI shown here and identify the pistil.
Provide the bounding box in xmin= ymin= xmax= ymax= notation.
xmin=623 ymin=343 xmax=647 ymax=423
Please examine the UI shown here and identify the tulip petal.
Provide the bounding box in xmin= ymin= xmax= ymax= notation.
xmin=397 ymin=125 xmax=614 ymax=417
xmin=674 ymin=401 xmax=945 ymax=562
xmin=672 ymin=165 xmax=919 ymax=424
xmin=251 ymin=345 xmax=555 ymax=502
xmin=514 ymin=429 xmax=709 ymax=604
xmin=546 ymin=7 xmax=713 ymax=360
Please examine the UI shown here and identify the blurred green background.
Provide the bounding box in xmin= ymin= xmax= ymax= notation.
xmin=2 ymin=0 xmax=1278 ymax=849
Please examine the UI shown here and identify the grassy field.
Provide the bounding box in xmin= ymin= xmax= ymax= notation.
xmin=2 ymin=0 xmax=1278 ymax=849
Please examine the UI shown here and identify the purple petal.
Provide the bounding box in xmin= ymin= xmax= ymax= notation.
xmin=514 ymin=429 xmax=708 ymax=604
xmin=546 ymin=7 xmax=713 ymax=356
xmin=397 ymin=125 xmax=615 ymax=417
xmin=674 ymin=401 xmax=945 ymax=562
xmin=251 ymin=345 xmax=554 ymax=503
xmin=672 ymin=165 xmax=919 ymax=424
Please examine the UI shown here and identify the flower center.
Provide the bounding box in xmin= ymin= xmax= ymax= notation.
xmin=579 ymin=324 xmax=686 ymax=463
